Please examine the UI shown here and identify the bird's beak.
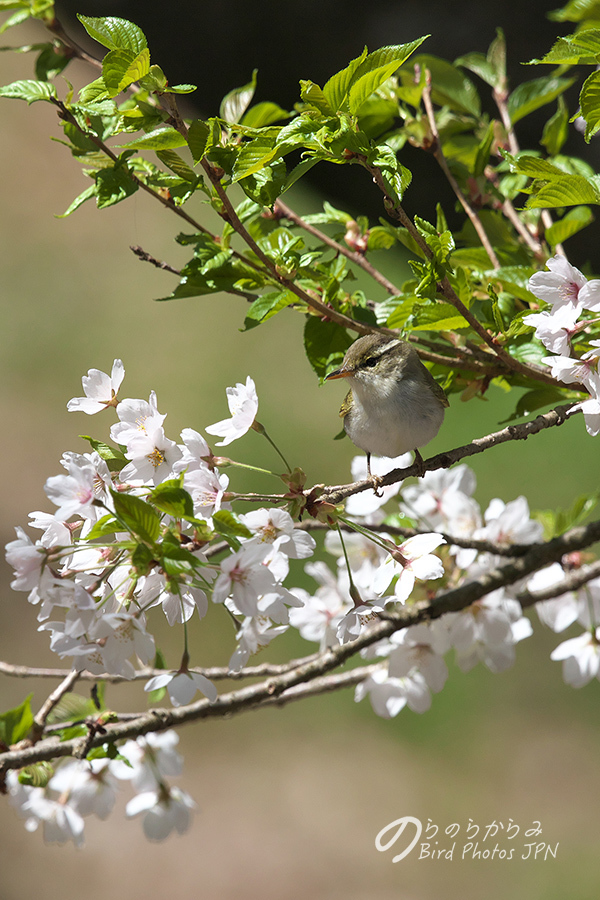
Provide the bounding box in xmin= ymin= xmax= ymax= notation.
xmin=325 ymin=365 xmax=353 ymax=380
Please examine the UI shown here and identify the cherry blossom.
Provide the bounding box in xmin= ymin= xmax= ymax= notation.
xmin=205 ymin=376 xmax=259 ymax=445
xmin=67 ymin=358 xmax=124 ymax=415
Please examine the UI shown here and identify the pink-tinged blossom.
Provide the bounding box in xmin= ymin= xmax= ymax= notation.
xmin=525 ymin=305 xmax=580 ymax=356
xmin=45 ymin=457 xmax=104 ymax=522
xmin=183 ymin=466 xmax=230 ymax=519
xmin=528 ymin=254 xmax=600 ymax=314
xmin=240 ymin=507 xmax=316 ymax=559
xmin=5 ymin=526 xmax=48 ymax=591
xmin=144 ymin=669 xmax=217 ymax=705
xmin=324 ymin=530 xmax=388 ymax=595
xmin=110 ymin=391 xmax=165 ymax=447
xmin=551 ymin=629 xmax=600 ymax=687
xmin=205 ymin=376 xmax=258 ymax=446
xmin=212 ymin=544 xmax=276 ymax=615
xmin=373 ymin=533 xmax=446 ymax=604
xmin=67 ymin=359 xmax=125 ymax=415
xmin=355 ymin=668 xmax=431 ymax=718
xmin=126 ymin=787 xmax=196 ymax=841
xmin=27 ymin=511 xmax=72 ymax=548
xmin=119 ymin=426 xmax=183 ymax=486
xmin=542 ymin=353 xmax=599 ymax=390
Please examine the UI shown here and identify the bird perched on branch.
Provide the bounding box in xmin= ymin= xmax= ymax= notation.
xmin=326 ymin=333 xmax=448 ymax=481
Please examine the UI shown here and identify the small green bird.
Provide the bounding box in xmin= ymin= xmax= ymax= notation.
xmin=325 ymin=334 xmax=448 ymax=478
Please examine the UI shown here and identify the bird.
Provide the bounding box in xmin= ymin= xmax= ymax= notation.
xmin=325 ymin=334 xmax=448 ymax=481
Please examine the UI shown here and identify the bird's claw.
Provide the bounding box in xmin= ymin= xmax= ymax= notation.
xmin=370 ymin=474 xmax=384 ymax=497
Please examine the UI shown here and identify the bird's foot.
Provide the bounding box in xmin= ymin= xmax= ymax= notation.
xmin=369 ymin=474 xmax=384 ymax=497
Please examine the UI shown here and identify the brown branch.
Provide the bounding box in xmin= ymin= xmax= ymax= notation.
xmin=3 ymin=514 xmax=600 ymax=772
xmin=422 ymin=72 xmax=500 ymax=270
xmin=516 ymin=559 xmax=600 ymax=606
xmin=275 ymin=198 xmax=402 ymax=296
xmin=318 ymin=403 xmax=578 ymax=506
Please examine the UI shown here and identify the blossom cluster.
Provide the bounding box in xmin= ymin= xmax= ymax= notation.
xmin=6 ymin=731 xmax=193 ymax=845
xmin=526 ymin=254 xmax=600 ymax=435
xmin=3 ymin=357 xmax=600 ymax=846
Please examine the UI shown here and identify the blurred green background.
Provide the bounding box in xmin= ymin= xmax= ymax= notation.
xmin=1 ymin=16 xmax=600 ymax=900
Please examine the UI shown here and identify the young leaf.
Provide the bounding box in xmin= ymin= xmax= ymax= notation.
xmin=545 ymin=206 xmax=594 ymax=245
xmin=220 ymin=70 xmax=258 ymax=124
xmin=111 ymin=490 xmax=161 ymax=543
xmin=304 ymin=316 xmax=353 ymax=380
xmin=541 ymin=97 xmax=570 ymax=156
xmin=102 ymin=47 xmax=150 ymax=97
xmin=115 ymin=126 xmax=187 ymax=151
xmin=579 ymin=69 xmax=600 ymax=140
xmin=322 ymin=46 xmax=369 ymax=111
xmin=149 ymin=479 xmax=195 ymax=518
xmin=507 ymin=76 xmax=574 ymax=125
xmin=77 ymin=14 xmax=148 ymax=54
xmin=212 ymin=509 xmax=253 ymax=540
xmin=408 ymin=54 xmax=481 ymax=116
xmin=0 ymin=694 xmax=34 ymax=746
xmin=0 ymin=78 xmax=56 ymax=103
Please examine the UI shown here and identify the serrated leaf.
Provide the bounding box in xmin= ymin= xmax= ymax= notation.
xmin=243 ymin=290 xmax=295 ymax=330
xmin=0 ymin=694 xmax=33 ymax=746
xmin=102 ymin=46 xmax=150 ymax=97
xmin=232 ymin=134 xmax=278 ymax=182
xmin=322 ymin=46 xmax=369 ymax=111
xmin=187 ymin=118 xmax=211 ymax=162
xmin=507 ymin=76 xmax=574 ymax=125
xmin=549 ymin=1 xmax=600 ymax=23
xmin=155 ymin=148 xmax=196 ymax=182
xmin=96 ymin=164 xmax=138 ymax=208
xmin=165 ymin=83 xmax=197 ymax=94
xmin=579 ymin=69 xmax=600 ymax=140
xmin=0 ymin=78 xmax=56 ymax=103
xmin=525 ymin=174 xmax=600 ymax=208
xmin=77 ymin=14 xmax=148 ymax=54
xmin=149 ymin=480 xmax=194 ymax=518
xmin=85 ymin=514 xmax=122 ymax=541
xmin=80 ymin=435 xmax=127 ymax=469
xmin=115 ymin=126 xmax=187 ymax=151
xmin=299 ymin=79 xmax=334 ymax=115
xmin=212 ymin=509 xmax=253 ymax=540
xmin=411 ymin=301 xmax=470 ymax=331
xmin=348 ymin=39 xmax=429 ymax=114
xmin=111 ymin=490 xmax=161 ymax=543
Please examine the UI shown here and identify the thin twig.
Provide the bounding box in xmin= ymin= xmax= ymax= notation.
xmin=4 ymin=515 xmax=600 ymax=772
xmin=317 ymin=403 xmax=578 ymax=505
xmin=30 ymin=669 xmax=80 ymax=741
xmin=275 ymin=199 xmax=402 ymax=296
xmin=422 ymin=72 xmax=500 ymax=269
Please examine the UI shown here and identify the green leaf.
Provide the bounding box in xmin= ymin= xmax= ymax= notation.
xmin=348 ymin=39 xmax=429 ymax=114
xmin=77 ymin=14 xmax=148 ymax=54
xmin=79 ymin=435 xmax=127 ymax=470
xmin=525 ymin=174 xmax=600 ymax=208
xmin=34 ymin=42 xmax=71 ymax=81
xmin=579 ymin=69 xmax=600 ymax=140
xmin=243 ymin=290 xmax=295 ymax=330
xmin=115 ymin=126 xmax=187 ymax=151
xmin=84 ymin=514 xmax=122 ymax=541
xmin=541 ymin=97 xmax=570 ymax=156
xmin=220 ymin=69 xmax=257 ymax=124
xmin=102 ymin=46 xmax=150 ymax=97
xmin=322 ymin=47 xmax=369 ymax=111
xmin=0 ymin=78 xmax=56 ymax=103
xmin=111 ymin=490 xmax=161 ymax=543
xmin=408 ymin=54 xmax=481 ymax=115
xmin=187 ymin=119 xmax=211 ymax=162
xmin=507 ymin=76 xmax=574 ymax=125
xmin=549 ymin=0 xmax=600 ymax=22
xmin=545 ymin=206 xmax=594 ymax=245
xmin=501 ymin=387 xmax=568 ymax=423
xmin=385 ymin=295 xmax=418 ymax=329
xmin=96 ymin=163 xmax=138 ymax=208
xmin=164 ymin=83 xmax=197 ymax=94
xmin=56 ymin=184 xmax=97 ymax=218
xmin=240 ymin=101 xmax=290 ymax=128
xmin=456 ymin=30 xmax=506 ymax=88
xmin=156 ymin=148 xmax=197 ymax=182
xmin=232 ymin=134 xmax=278 ymax=182
xmin=299 ymin=79 xmax=334 ymax=115
xmin=304 ymin=316 xmax=353 ymax=380
xmin=474 ymin=120 xmax=496 ymax=177
xmin=212 ymin=509 xmax=253 ymax=540
xmin=149 ymin=479 xmax=195 ymax=518
xmin=411 ymin=301 xmax=470 ymax=331
xmin=0 ymin=694 xmax=33 ymax=746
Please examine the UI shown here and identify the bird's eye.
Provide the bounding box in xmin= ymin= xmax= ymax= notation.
xmin=362 ymin=356 xmax=378 ymax=368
